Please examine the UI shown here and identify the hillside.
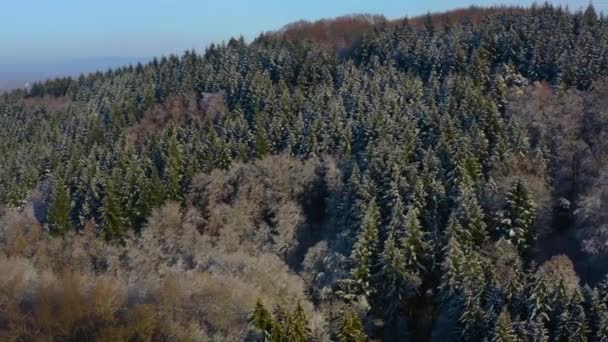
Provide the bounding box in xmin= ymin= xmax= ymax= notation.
xmin=259 ymin=6 xmax=526 ymax=52
xmin=2 ymin=4 xmax=608 ymax=341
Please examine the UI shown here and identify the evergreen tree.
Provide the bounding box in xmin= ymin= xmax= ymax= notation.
xmin=338 ymin=308 xmax=367 ymax=342
xmin=567 ymin=290 xmax=590 ymax=342
xmin=528 ymin=316 xmax=549 ymax=342
xmin=498 ymin=179 xmax=536 ymax=253
xmin=287 ymin=301 xmax=311 ymax=342
xmin=251 ymin=299 xmax=274 ymax=340
xmin=377 ymin=228 xmax=414 ymax=326
xmin=455 ymin=184 xmax=488 ymax=249
xmin=163 ymin=125 xmax=183 ymax=200
xmin=350 ymin=198 xmax=381 ymax=296
xmin=47 ymin=180 xmax=72 ymax=236
xmin=384 ymin=177 xmax=407 ymax=238
xmin=492 ymin=309 xmax=519 ymax=342
xmin=100 ymin=171 xmax=127 ymax=241
xmin=401 ymin=207 xmax=430 ymax=272
xmin=270 ymin=304 xmax=289 ymax=342
xmin=147 ymin=164 xmax=166 ymax=208
xmin=254 ymin=128 xmax=271 ymax=159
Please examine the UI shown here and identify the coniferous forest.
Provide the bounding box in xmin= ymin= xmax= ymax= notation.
xmin=3 ymin=4 xmax=608 ymax=341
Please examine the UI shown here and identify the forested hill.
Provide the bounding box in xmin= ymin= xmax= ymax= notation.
xmin=260 ymin=6 xmax=526 ymax=52
xmin=2 ymin=4 xmax=608 ymax=341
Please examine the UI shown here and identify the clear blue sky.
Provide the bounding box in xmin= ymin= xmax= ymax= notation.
xmin=0 ymin=0 xmax=604 ymax=68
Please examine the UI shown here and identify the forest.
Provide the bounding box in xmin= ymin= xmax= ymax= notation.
xmin=2 ymin=3 xmax=608 ymax=341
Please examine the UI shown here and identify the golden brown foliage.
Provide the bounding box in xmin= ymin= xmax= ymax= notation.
xmin=0 ymin=156 xmax=331 ymax=340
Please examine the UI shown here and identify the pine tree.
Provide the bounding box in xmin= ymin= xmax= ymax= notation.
xmin=287 ymin=301 xmax=311 ymax=342
xmin=459 ymin=290 xmax=485 ymax=341
xmin=384 ymin=177 xmax=406 ymax=238
xmin=401 ymin=207 xmax=430 ymax=272
xmin=338 ymin=309 xmax=367 ymax=342
xmin=595 ymin=313 xmax=608 ymax=342
xmin=528 ymin=316 xmax=549 ymax=342
xmin=440 ymin=235 xmax=467 ymax=297
xmin=567 ymin=290 xmax=590 ymax=342
xmin=47 ymin=180 xmax=72 ymax=236
xmin=254 ymin=128 xmax=271 ymax=159
xmin=527 ymin=273 xmax=551 ymax=324
xmin=350 ymin=198 xmax=381 ymax=296
xmin=147 ymin=164 xmax=166 ymax=208
xmin=101 ymin=171 xmax=127 ymax=241
xmin=377 ymin=228 xmax=411 ymax=323
xmin=163 ymin=124 xmax=183 ymax=200
xmin=492 ymin=309 xmax=519 ymax=342
xmin=270 ymin=304 xmax=289 ymax=342
xmin=499 ymin=179 xmax=536 ymax=253
xmin=455 ymin=184 xmax=488 ymax=249
xmin=251 ymin=298 xmax=274 ymax=340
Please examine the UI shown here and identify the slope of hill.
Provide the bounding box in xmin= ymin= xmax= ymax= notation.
xmin=1 ymin=4 xmax=608 ymax=341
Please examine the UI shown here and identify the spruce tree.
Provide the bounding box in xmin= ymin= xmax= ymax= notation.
xmin=491 ymin=309 xmax=519 ymax=342
xmin=528 ymin=316 xmax=550 ymax=342
xmin=287 ymin=301 xmax=311 ymax=342
xmin=163 ymin=125 xmax=183 ymax=200
xmin=254 ymin=129 xmax=271 ymax=159
xmin=338 ymin=309 xmax=367 ymax=342
xmin=377 ymin=228 xmax=409 ymax=323
xmin=350 ymin=198 xmax=381 ymax=296
xmin=567 ymin=290 xmax=590 ymax=342
xmin=270 ymin=304 xmax=289 ymax=342
xmin=251 ymin=299 xmax=274 ymax=340
xmin=47 ymin=181 xmax=72 ymax=236
xmin=147 ymin=165 xmax=166 ymax=208
xmin=440 ymin=235 xmax=467 ymax=297
xmin=499 ymin=179 xmax=536 ymax=253
xmin=384 ymin=177 xmax=407 ymax=238
xmin=401 ymin=207 xmax=430 ymax=272
xmin=455 ymin=184 xmax=488 ymax=249
xmin=101 ymin=171 xmax=127 ymax=241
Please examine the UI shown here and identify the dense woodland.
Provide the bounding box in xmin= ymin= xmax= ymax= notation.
xmin=2 ymin=4 xmax=608 ymax=341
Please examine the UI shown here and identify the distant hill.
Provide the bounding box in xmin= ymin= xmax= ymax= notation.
xmin=0 ymin=56 xmax=150 ymax=93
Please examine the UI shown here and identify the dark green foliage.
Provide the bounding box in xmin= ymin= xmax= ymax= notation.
xmin=350 ymin=198 xmax=380 ymax=296
xmin=47 ymin=180 xmax=72 ymax=236
xmin=498 ymin=179 xmax=536 ymax=253
xmin=251 ymin=299 xmax=274 ymax=340
xmin=100 ymin=171 xmax=128 ymax=241
xmin=250 ymin=301 xmax=311 ymax=342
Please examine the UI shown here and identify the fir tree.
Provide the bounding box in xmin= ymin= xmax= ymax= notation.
xmin=100 ymin=171 xmax=127 ymax=241
xmin=254 ymin=129 xmax=271 ymax=159
xmin=147 ymin=164 xmax=166 ymax=208
xmin=287 ymin=301 xmax=311 ymax=342
xmin=401 ymin=207 xmax=430 ymax=272
xmin=528 ymin=316 xmax=549 ymax=342
xmin=499 ymin=179 xmax=536 ymax=253
xmin=567 ymin=290 xmax=590 ymax=342
xmin=47 ymin=180 xmax=72 ymax=236
xmin=163 ymin=124 xmax=183 ymax=200
xmin=338 ymin=309 xmax=367 ymax=342
xmin=251 ymin=298 xmax=274 ymax=340
xmin=455 ymin=184 xmax=488 ymax=249
xmin=492 ymin=309 xmax=519 ymax=342
xmin=377 ymin=228 xmax=410 ymax=324
xmin=350 ymin=198 xmax=381 ymax=296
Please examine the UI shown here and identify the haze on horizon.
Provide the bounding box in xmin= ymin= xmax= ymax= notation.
xmin=1 ymin=0 xmax=604 ymax=91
